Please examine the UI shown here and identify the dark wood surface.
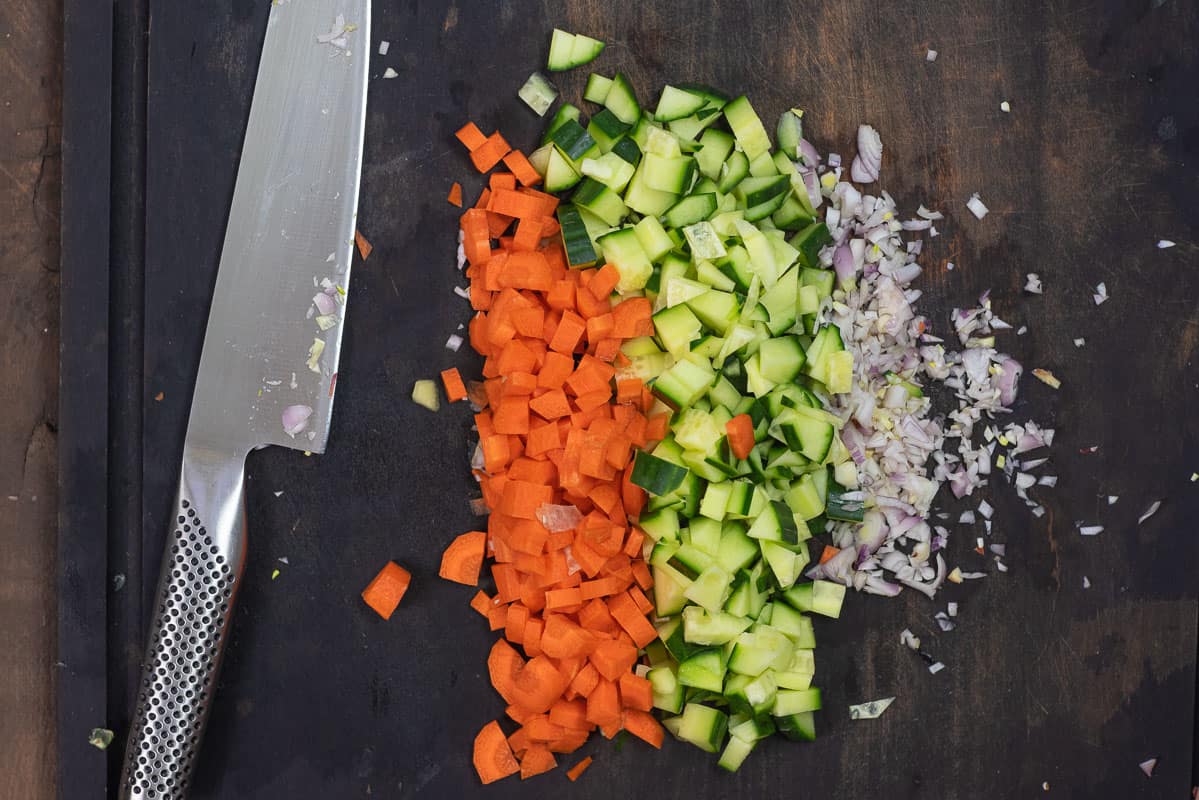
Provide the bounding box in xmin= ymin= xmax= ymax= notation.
xmin=0 ymin=0 xmax=61 ymax=797
xmin=57 ymin=0 xmax=1198 ymax=798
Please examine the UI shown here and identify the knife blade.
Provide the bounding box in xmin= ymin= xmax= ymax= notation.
xmin=120 ymin=2 xmax=369 ymax=797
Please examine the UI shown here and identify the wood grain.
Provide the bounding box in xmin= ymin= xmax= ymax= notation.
xmin=0 ymin=0 xmax=61 ymax=797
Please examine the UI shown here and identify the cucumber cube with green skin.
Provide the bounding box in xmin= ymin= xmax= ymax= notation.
xmin=624 ymin=160 xmax=677 ymax=216
xmin=633 ymin=215 xmax=674 ymax=261
xmin=609 ymin=135 xmax=642 ymax=166
xmin=686 ymin=289 xmax=740 ymax=335
xmin=649 ymin=665 xmax=685 ymax=713
xmin=776 ymin=108 xmax=804 ymax=160
xmin=604 ymin=72 xmax=641 ymax=124
xmin=684 ymin=564 xmax=734 ymax=610
xmin=571 ymin=177 xmax=627 ymax=225
xmin=757 ymin=335 xmax=806 ymax=383
xmin=580 ymin=151 xmax=636 ymax=193
xmin=746 ymin=499 xmax=800 ymax=543
xmin=700 ymin=481 xmax=733 ymax=521
xmin=717 ymin=735 xmax=757 ymax=772
xmin=697 ymin=260 xmax=737 ymax=292
xmin=643 ymin=124 xmax=684 ymax=157
xmin=630 ymin=450 xmax=689 ymax=496
xmin=695 ymin=128 xmax=735 ymax=180
xmin=747 ymin=150 xmax=779 ymax=178
xmin=655 ymin=85 xmax=708 ymax=121
xmin=557 ymin=204 xmax=597 ymax=268
xmin=674 ymin=702 xmax=729 ymax=753
xmin=717 ymin=150 xmax=750 ymax=193
xmin=673 ymin=407 xmax=724 ymax=452
xmin=652 ymin=303 xmax=703 ymax=357
xmin=788 ymin=579 xmax=847 ymax=618
xmin=542 ymin=104 xmax=581 ymax=144
xmin=583 ymin=72 xmax=613 ymax=104
xmin=773 ymin=687 xmax=822 ymax=716
xmin=549 ymin=118 xmax=599 ymax=162
xmin=652 ymin=564 xmax=690 ymax=616
xmin=546 ymin=29 xmax=577 ymax=71
xmin=664 ymin=193 xmax=719 ymax=228
xmin=723 ymin=95 xmax=771 ymax=160
xmin=568 ymin=33 xmax=605 ymax=68
xmin=639 ymin=506 xmax=680 ymax=542
xmin=642 ymin=152 xmax=696 ymax=194
xmin=759 ymin=539 xmax=809 ymax=589
xmin=791 ymin=221 xmax=834 ymax=268
xmin=598 ymin=227 xmax=653 ymax=291
xmin=653 ymin=358 xmax=717 ymax=410
xmin=688 ymin=515 xmax=724 ymax=554
xmin=543 ymin=145 xmax=583 ymax=192
xmin=681 ymin=606 xmax=752 ymax=645
xmin=677 ymin=650 xmax=726 ymax=693
xmin=776 ymin=710 xmax=817 ymax=742
xmin=715 ymin=520 xmax=758 ymax=572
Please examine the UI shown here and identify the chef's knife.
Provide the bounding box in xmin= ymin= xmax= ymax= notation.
xmin=119 ymin=2 xmax=369 ymax=797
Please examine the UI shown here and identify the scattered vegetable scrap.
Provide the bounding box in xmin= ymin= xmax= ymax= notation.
xmin=361 ymin=561 xmax=411 ymax=620
xmin=89 ymin=728 xmax=115 ymax=750
xmin=412 ymin=379 xmax=440 ymax=411
xmin=448 ymin=181 xmax=463 ymax=207
xmin=1138 ymin=757 xmax=1157 ymax=777
xmin=355 ymin=229 xmax=373 ymax=260
xmin=565 ymin=755 xmax=594 ymax=782
xmin=1032 ymin=368 xmax=1061 ymax=389
xmin=441 ymin=367 xmax=468 ymax=402
xmin=848 ymin=697 xmax=894 ymax=719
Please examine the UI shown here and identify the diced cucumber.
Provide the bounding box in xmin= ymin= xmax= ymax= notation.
xmin=717 ymin=149 xmax=750 ymax=193
xmin=682 ymin=606 xmax=751 ymax=645
xmin=572 ymin=177 xmax=627 ymax=225
xmin=583 ymin=72 xmax=613 ymax=104
xmin=547 ymin=29 xmax=577 ymax=72
xmin=598 ymin=226 xmax=653 ymax=291
xmin=695 ymin=128 xmax=735 ymax=180
xmin=717 ymin=734 xmax=757 ymax=772
xmin=652 ymin=303 xmax=703 ymax=357
xmin=783 ymin=580 xmax=846 ymax=618
xmin=686 ymin=289 xmax=740 ymax=335
xmin=746 ymin=499 xmax=800 ymax=544
xmin=759 ymin=539 xmax=809 ymax=589
xmin=610 ymin=135 xmax=642 ymax=166
xmin=568 ymin=33 xmax=605 ymax=68
xmin=682 ymin=221 xmax=727 ymax=260
xmin=586 ymin=107 xmax=631 ymax=152
xmin=677 ymin=651 xmax=726 ymax=693
xmin=674 ymin=702 xmax=728 ymax=753
xmin=773 ymin=687 xmax=821 ymax=716
xmin=604 ymin=72 xmax=642 ymax=124
xmin=518 ymin=72 xmax=558 ymax=116
xmin=723 ymin=95 xmax=771 ymax=161
xmin=649 ymin=665 xmax=685 ymax=713
xmin=557 ymin=204 xmax=598 ymax=268
xmin=653 ymin=564 xmax=690 ymax=616
xmin=630 ymin=450 xmax=689 ymax=496
xmin=776 ymin=108 xmax=804 ymax=160
xmin=664 ymin=193 xmax=718 ymax=228
xmin=775 ymin=710 xmax=816 ymax=741
xmin=655 ymin=85 xmax=708 ymax=121
xmin=580 ymin=151 xmax=635 ymax=193
xmin=544 ymin=145 xmax=582 ymax=192
xmin=640 ymin=506 xmax=680 ymax=542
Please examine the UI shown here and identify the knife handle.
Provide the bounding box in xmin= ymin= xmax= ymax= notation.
xmin=119 ymin=446 xmax=248 ymax=800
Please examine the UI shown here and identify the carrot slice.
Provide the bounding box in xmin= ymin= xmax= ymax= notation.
xmin=565 ymin=756 xmax=593 ymax=782
xmin=473 ymin=720 xmax=520 ymax=784
xmin=519 ymin=744 xmax=557 ymax=779
xmin=447 ymin=181 xmax=464 ymax=207
xmin=622 ymin=709 xmax=664 ymax=748
xmin=354 ymin=229 xmax=373 ymax=260
xmin=440 ymin=531 xmax=486 ymax=586
xmin=360 ymin=561 xmax=410 ymax=620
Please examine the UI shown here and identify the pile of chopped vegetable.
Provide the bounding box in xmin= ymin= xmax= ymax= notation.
xmin=431 ymin=26 xmax=1070 ymax=781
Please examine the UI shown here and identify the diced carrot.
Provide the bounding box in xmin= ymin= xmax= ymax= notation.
xmin=549 ymin=698 xmax=591 ymax=731
xmin=488 ymin=604 xmax=508 ymax=632
xmin=474 ymin=720 xmax=520 ymax=784
xmin=544 ymin=587 xmax=584 ymax=612
xmin=820 ymin=545 xmax=841 ymax=564
xmin=439 ymin=531 xmax=487 ymax=586
xmin=360 ymin=562 xmax=411 ymax=620
xmin=441 ymin=367 xmax=468 ymax=402
xmin=626 ymin=584 xmax=654 ymax=616
xmin=606 ymin=591 xmax=657 ymax=648
xmin=622 ymin=709 xmax=664 ymax=748
xmin=519 ymin=744 xmax=557 ymax=779
xmin=503 ymin=150 xmax=542 ymax=186
xmin=585 ymin=677 xmax=621 ymax=727
xmin=488 ymin=639 xmax=524 ymax=705
xmin=548 ymin=310 xmax=586 ymax=354
xmin=726 ymin=413 xmax=756 ymax=460
xmin=589 ymin=264 xmax=621 ymax=299
xmin=470 ymin=131 xmax=511 ymax=173
xmin=490 ymin=172 xmax=517 ymax=192
xmin=529 ymin=388 xmax=572 ymax=420
xmin=510 ymin=655 xmax=570 ymax=713
xmin=455 ymin=121 xmax=488 ymax=151
xmin=523 ymin=616 xmax=544 ymax=657
xmin=505 ymin=603 xmax=529 ymax=644
xmin=470 ymin=589 xmax=494 ymax=618
xmin=618 ymin=673 xmax=654 ymax=712
xmin=589 ymin=638 xmax=638 ymax=682
xmin=565 ymin=756 xmax=593 ymax=782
